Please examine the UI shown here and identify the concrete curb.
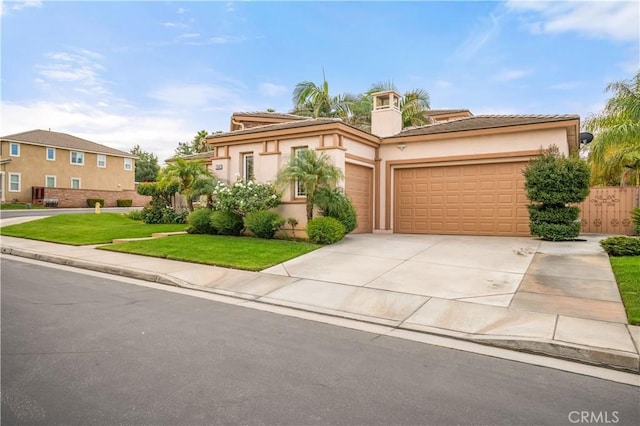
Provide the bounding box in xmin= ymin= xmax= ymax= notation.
xmin=2 ymin=246 xmax=638 ymax=374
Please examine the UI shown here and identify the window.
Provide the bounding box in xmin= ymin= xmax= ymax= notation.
xmin=293 ymin=147 xmax=308 ymax=197
xmin=9 ymin=143 xmax=20 ymax=157
xmin=71 ymin=178 xmax=81 ymax=189
xmin=124 ymin=158 xmax=132 ymax=171
xmin=242 ymin=153 xmax=254 ymax=181
xmin=45 ymin=176 xmax=56 ymax=188
xmin=9 ymin=173 xmax=21 ymax=192
xmin=46 ymin=147 xmax=56 ymax=161
xmin=70 ymin=151 xmax=84 ymax=165
xmin=97 ymin=154 xmax=106 ymax=168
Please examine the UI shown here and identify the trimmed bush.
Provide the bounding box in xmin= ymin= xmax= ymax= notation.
xmin=244 ymin=210 xmax=285 ymax=239
xmin=141 ymin=206 xmax=188 ymax=224
xmin=523 ymin=146 xmax=590 ymax=241
xmin=600 ymin=236 xmax=640 ymax=257
xmin=187 ymin=208 xmax=216 ymax=234
xmin=116 ymin=199 xmax=133 ymax=207
xmin=211 ymin=211 xmax=244 ymax=236
xmin=127 ymin=210 xmax=143 ymax=221
xmin=315 ymin=187 xmax=358 ymax=234
xmin=307 ymin=217 xmax=345 ymax=244
xmin=87 ymin=198 xmax=105 ymax=208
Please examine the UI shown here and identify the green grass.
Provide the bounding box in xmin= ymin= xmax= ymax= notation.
xmin=0 ymin=213 xmax=187 ymax=245
xmin=1 ymin=203 xmax=46 ymax=210
xmin=99 ymin=234 xmax=320 ymax=271
xmin=610 ymin=256 xmax=640 ymax=325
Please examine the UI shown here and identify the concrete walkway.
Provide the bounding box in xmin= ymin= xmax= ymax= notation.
xmin=1 ymin=228 xmax=638 ymax=373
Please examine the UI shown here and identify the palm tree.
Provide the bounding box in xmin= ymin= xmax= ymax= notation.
xmin=585 ymin=71 xmax=640 ymax=185
xmin=162 ymin=157 xmax=212 ymax=211
xmin=277 ymin=149 xmax=344 ymax=220
xmin=291 ymin=71 xmax=352 ymax=119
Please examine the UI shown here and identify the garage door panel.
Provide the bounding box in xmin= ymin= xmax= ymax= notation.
xmin=394 ymin=162 xmax=529 ymax=236
xmin=345 ymin=163 xmax=373 ymax=234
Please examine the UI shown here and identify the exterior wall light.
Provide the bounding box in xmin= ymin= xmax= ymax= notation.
xmin=397 ymin=143 xmax=407 ymax=151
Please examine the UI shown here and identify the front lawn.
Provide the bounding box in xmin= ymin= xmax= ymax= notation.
xmin=99 ymin=234 xmax=320 ymax=271
xmin=0 ymin=213 xmax=187 ymax=245
xmin=610 ymin=256 xmax=640 ymax=325
xmin=1 ymin=203 xmax=46 ymax=210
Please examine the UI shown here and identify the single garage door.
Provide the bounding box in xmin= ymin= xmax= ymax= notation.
xmin=345 ymin=163 xmax=373 ymax=233
xmin=394 ymin=162 xmax=529 ymax=236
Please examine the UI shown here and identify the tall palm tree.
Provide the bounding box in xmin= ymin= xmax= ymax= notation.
xmin=291 ymin=71 xmax=352 ymax=119
xmin=162 ymin=157 xmax=212 ymax=211
xmin=277 ymin=149 xmax=344 ymax=220
xmin=585 ymin=71 xmax=640 ymax=185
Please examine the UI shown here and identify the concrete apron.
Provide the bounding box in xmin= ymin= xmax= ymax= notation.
xmin=1 ymin=233 xmax=639 ymax=373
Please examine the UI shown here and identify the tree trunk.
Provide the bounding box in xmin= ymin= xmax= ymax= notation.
xmin=306 ymin=201 xmax=313 ymax=220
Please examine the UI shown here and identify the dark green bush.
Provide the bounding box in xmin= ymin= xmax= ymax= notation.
xmin=187 ymin=208 xmax=216 ymax=234
xmin=127 ymin=209 xmax=143 ymax=221
xmin=307 ymin=217 xmax=345 ymax=244
xmin=315 ymin=187 xmax=358 ymax=234
xmin=632 ymin=207 xmax=640 ymax=236
xmin=141 ymin=206 xmax=188 ymax=224
xmin=523 ymin=146 xmax=590 ymax=241
xmin=116 ymin=199 xmax=133 ymax=207
xmin=600 ymin=236 xmax=640 ymax=256
xmin=211 ymin=211 xmax=244 ymax=236
xmin=87 ymin=198 xmax=105 ymax=207
xmin=244 ymin=210 xmax=285 ymax=239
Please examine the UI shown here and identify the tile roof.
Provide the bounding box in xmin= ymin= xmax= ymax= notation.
xmin=1 ymin=129 xmax=134 ymax=157
xmin=232 ymin=111 xmax=310 ymax=120
xmin=425 ymin=109 xmax=472 ymax=116
xmin=393 ymin=114 xmax=580 ymax=138
xmin=209 ymin=118 xmax=345 ymax=138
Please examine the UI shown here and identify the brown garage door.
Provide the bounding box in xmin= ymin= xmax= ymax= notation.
xmin=345 ymin=163 xmax=373 ymax=233
xmin=394 ymin=162 xmax=529 ymax=236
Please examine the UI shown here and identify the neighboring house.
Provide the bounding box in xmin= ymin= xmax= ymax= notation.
xmin=192 ymin=91 xmax=580 ymax=237
xmin=0 ymin=129 xmax=142 ymax=207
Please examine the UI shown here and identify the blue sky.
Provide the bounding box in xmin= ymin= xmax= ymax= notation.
xmin=1 ymin=0 xmax=638 ymax=163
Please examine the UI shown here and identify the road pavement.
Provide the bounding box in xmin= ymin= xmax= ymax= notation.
xmin=2 ymin=257 xmax=639 ymax=425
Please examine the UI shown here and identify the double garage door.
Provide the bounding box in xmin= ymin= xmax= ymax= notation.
xmin=394 ymin=161 xmax=530 ymax=236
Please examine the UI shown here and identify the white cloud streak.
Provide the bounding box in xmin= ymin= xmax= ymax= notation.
xmin=36 ymin=49 xmax=110 ymax=96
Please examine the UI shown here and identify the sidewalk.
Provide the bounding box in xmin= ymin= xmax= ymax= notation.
xmin=1 ymin=231 xmax=639 ymax=374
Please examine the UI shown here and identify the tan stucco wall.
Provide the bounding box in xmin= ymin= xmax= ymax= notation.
xmin=1 ymin=141 xmax=135 ymax=203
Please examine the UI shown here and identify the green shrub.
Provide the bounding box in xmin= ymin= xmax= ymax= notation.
xmin=307 ymin=217 xmax=345 ymax=244
xmin=211 ymin=211 xmax=244 ymax=236
xmin=87 ymin=198 xmax=105 ymax=208
xmin=127 ymin=209 xmax=143 ymax=221
xmin=116 ymin=199 xmax=133 ymax=207
xmin=600 ymin=236 xmax=640 ymax=256
xmin=315 ymin=187 xmax=358 ymax=234
xmin=244 ymin=210 xmax=285 ymax=239
xmin=632 ymin=207 xmax=640 ymax=236
xmin=523 ymin=146 xmax=590 ymax=241
xmin=212 ymin=179 xmax=281 ymax=217
xmin=141 ymin=206 xmax=188 ymax=224
xmin=187 ymin=208 xmax=216 ymax=234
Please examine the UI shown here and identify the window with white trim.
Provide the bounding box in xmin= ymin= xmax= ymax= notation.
xmin=97 ymin=154 xmax=106 ymax=168
xmin=9 ymin=173 xmax=21 ymax=192
xmin=71 ymin=178 xmax=81 ymax=189
xmin=124 ymin=158 xmax=132 ymax=171
xmin=10 ymin=143 xmax=20 ymax=157
xmin=242 ymin=152 xmax=254 ymax=181
xmin=70 ymin=151 xmax=84 ymax=165
xmin=45 ymin=176 xmax=56 ymax=188
xmin=46 ymin=147 xmax=56 ymax=161
xmin=293 ymin=147 xmax=308 ymax=197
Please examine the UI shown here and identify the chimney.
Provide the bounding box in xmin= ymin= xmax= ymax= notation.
xmin=370 ymin=90 xmax=402 ymax=137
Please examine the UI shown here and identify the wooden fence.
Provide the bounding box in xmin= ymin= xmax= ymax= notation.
xmin=578 ymin=186 xmax=639 ymax=235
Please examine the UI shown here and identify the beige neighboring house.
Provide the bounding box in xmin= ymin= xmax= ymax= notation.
xmin=0 ymin=129 xmax=137 ymax=206
xmin=195 ymin=91 xmax=580 ymax=237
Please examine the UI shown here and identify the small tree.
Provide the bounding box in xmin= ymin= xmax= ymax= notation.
xmin=161 ymin=158 xmax=212 ymax=211
xmin=523 ymin=146 xmax=590 ymax=241
xmin=277 ymin=149 xmax=343 ymax=220
xmin=130 ymin=145 xmax=160 ymax=182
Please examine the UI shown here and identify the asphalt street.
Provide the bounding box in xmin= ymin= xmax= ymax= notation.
xmin=1 ymin=257 xmax=638 ymax=425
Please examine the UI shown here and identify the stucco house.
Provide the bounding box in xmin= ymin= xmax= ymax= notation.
xmin=198 ymin=90 xmax=580 ymax=237
xmin=0 ymin=129 xmax=141 ymax=207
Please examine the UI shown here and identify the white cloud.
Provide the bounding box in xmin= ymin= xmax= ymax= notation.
xmin=452 ymin=11 xmax=505 ymax=60
xmin=37 ymin=49 xmax=110 ymax=96
xmin=148 ymin=83 xmax=240 ymax=108
xmin=258 ymin=82 xmax=287 ymax=97
xmin=507 ymin=0 xmax=639 ymax=42
xmin=1 ymin=0 xmax=42 ymax=14
xmin=494 ymin=69 xmax=533 ymax=81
